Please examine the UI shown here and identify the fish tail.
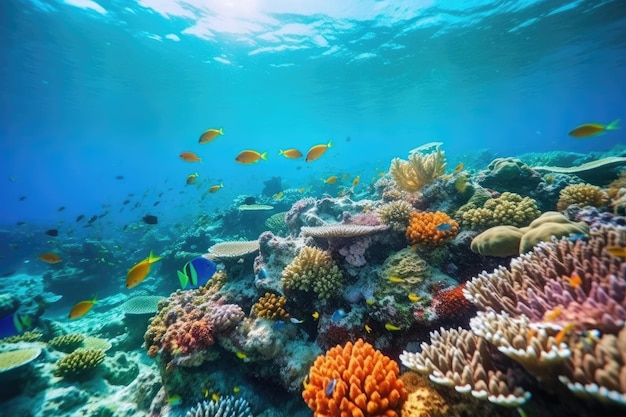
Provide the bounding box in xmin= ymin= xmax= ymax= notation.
xmin=260 ymin=152 xmax=268 ymax=160
xmin=327 ymin=140 xmax=332 ymax=148
xmin=279 ymin=149 xmax=284 ymax=155
xmin=148 ymin=251 xmax=162 ymax=264
xmin=607 ymin=119 xmax=620 ymax=130
xmin=219 ymin=128 xmax=224 ymax=135
xmin=91 ymin=295 xmax=98 ymax=304
xmin=219 ymin=182 xmax=224 ymax=188
xmin=177 ymin=270 xmax=189 ymax=289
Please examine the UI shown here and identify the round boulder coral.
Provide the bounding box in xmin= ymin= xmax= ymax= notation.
xmin=303 ymin=339 xmax=407 ymax=417
xmin=556 ymin=183 xmax=609 ymax=211
xmin=460 ymin=192 xmax=540 ymax=230
xmin=377 ymin=200 xmax=415 ymax=232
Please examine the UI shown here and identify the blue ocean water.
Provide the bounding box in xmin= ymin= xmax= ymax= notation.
xmin=1 ymin=1 xmax=625 ymax=416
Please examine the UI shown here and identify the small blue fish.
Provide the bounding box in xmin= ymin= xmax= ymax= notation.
xmin=290 ymin=317 xmax=304 ymax=324
xmin=568 ymin=233 xmax=587 ymax=242
xmin=436 ymin=222 xmax=452 ymax=232
xmin=0 ymin=312 xmax=31 ymax=339
xmin=177 ymin=256 xmax=217 ymax=289
xmin=331 ymin=308 xmax=346 ymax=323
xmin=325 ymin=378 xmax=337 ymax=397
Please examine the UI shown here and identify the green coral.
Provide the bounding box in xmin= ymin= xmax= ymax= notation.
xmin=380 ymin=248 xmax=430 ymax=283
xmin=49 ymin=333 xmax=85 ymax=353
xmin=377 ymin=200 xmax=415 ymax=232
xmin=54 ymin=348 xmax=105 ymax=379
xmin=281 ymin=246 xmax=343 ymax=300
xmin=0 ymin=331 xmax=42 ymax=344
xmin=459 ymin=192 xmax=540 ymax=230
xmin=265 ymin=212 xmax=288 ymax=235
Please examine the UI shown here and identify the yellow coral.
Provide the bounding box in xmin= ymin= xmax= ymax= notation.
xmin=252 ymin=292 xmax=290 ymax=320
xmin=54 ymin=348 xmax=105 ymax=379
xmin=390 ymin=148 xmax=446 ymax=192
xmin=49 ymin=333 xmax=85 ymax=353
xmin=281 ymin=247 xmax=343 ymax=300
xmin=556 ymin=183 xmax=609 ymax=211
xmin=460 ymin=192 xmax=540 ymax=230
xmin=377 ymin=200 xmax=415 ymax=232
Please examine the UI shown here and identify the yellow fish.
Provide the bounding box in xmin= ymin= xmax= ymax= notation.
xmin=606 ymin=246 xmax=626 ymax=258
xmin=126 ymin=251 xmax=162 ymax=289
xmin=568 ymin=119 xmax=619 ymax=138
xmin=323 ymin=175 xmax=338 ymax=184
xmin=312 ymin=311 xmax=319 ymax=320
xmin=385 ymin=322 xmax=401 ymax=331
xmin=543 ymin=306 xmax=563 ymax=321
xmin=454 ymin=162 xmax=464 ymax=173
xmin=554 ymin=323 xmax=576 ymax=344
xmin=408 ymin=293 xmax=420 ymax=302
xmin=167 ymin=394 xmax=182 ymax=405
xmin=233 ymin=386 xmax=240 ymax=394
xmin=69 ymin=296 xmax=97 ymax=319
xmin=186 ymin=172 xmax=199 ymax=185
xmin=564 ymin=273 xmax=582 ymax=288
xmin=235 ymin=150 xmax=267 ymax=164
xmin=278 ymin=149 xmax=303 ymax=159
xmin=352 ymin=176 xmax=360 ymax=187
xmin=212 ymin=393 xmax=220 ymax=402
xmin=388 ymin=276 xmax=405 ymax=283
xmin=273 ymin=191 xmax=284 ymax=201
xmin=365 ymin=299 xmax=376 ymax=306
xmin=305 ymin=140 xmax=332 ymax=162
xmin=236 ymin=351 xmax=247 ymax=360
xmin=364 ymin=324 xmax=372 ymax=333
xmin=198 ymin=128 xmax=224 ymax=144
xmin=38 ymin=252 xmax=62 ymax=264
xmin=209 ymin=182 xmax=224 ymax=193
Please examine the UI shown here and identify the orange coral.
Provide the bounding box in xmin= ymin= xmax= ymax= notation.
xmin=406 ymin=211 xmax=459 ymax=246
xmin=302 ymin=338 xmax=407 ymax=417
xmin=432 ymin=283 xmax=473 ymax=320
xmin=251 ymin=292 xmax=290 ymax=320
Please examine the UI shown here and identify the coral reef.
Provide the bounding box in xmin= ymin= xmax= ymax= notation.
xmin=406 ymin=211 xmax=459 ymax=246
xmin=54 ymin=348 xmax=106 ymax=379
xmin=431 ymin=283 xmax=474 ymax=322
xmin=380 ymin=248 xmax=430 ymax=282
xmin=186 ymin=395 xmax=253 ymax=417
xmin=390 ymin=147 xmax=446 ymax=192
xmin=303 ymin=338 xmax=408 ymax=417
xmin=475 ymin=157 xmax=542 ymax=195
xmin=533 ymin=156 xmax=626 ymax=184
xmin=281 ymin=246 xmax=343 ymax=300
xmin=377 ymin=200 xmax=415 ymax=232
xmin=251 ymin=292 xmax=290 ymax=320
xmin=264 ymin=211 xmax=288 ymax=235
xmin=459 ymin=192 xmax=540 ymax=230
xmin=556 ymin=183 xmax=609 ymax=211
xmin=49 ymin=333 xmax=85 ymax=353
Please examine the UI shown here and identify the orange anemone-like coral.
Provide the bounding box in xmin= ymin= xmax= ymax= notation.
xmin=302 ymin=338 xmax=408 ymax=417
xmin=406 ymin=211 xmax=459 ymax=246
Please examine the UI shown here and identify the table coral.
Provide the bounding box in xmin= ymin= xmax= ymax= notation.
xmin=303 ymin=338 xmax=408 ymax=417
xmin=459 ymin=192 xmax=540 ymax=230
xmin=390 ymin=147 xmax=446 ymax=192
xmin=251 ymin=292 xmax=290 ymax=320
xmin=556 ymin=183 xmax=609 ymax=211
xmin=281 ymin=246 xmax=343 ymax=300
xmin=406 ymin=211 xmax=459 ymax=246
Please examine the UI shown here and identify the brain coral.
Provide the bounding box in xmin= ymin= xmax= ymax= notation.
xmin=406 ymin=211 xmax=459 ymax=246
xmin=459 ymin=191 xmax=540 ymax=230
xmin=556 ymin=183 xmax=608 ymax=211
xmin=281 ymin=246 xmax=343 ymax=300
xmin=380 ymin=248 xmax=430 ymax=283
xmin=377 ymin=200 xmax=415 ymax=232
xmin=302 ymin=338 xmax=408 ymax=417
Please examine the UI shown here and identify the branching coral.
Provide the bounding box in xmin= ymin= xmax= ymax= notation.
xmin=377 ymin=200 xmax=415 ymax=232
xmin=281 ymin=246 xmax=343 ymax=300
xmin=251 ymin=292 xmax=290 ymax=320
xmin=303 ymin=338 xmax=408 ymax=417
xmin=406 ymin=211 xmax=459 ymax=246
xmin=400 ymin=328 xmax=531 ymax=407
xmin=556 ymin=183 xmax=609 ymax=211
xmin=390 ymin=148 xmax=446 ymax=192
xmin=49 ymin=333 xmax=85 ymax=353
xmin=54 ymin=348 xmax=105 ymax=379
xmin=459 ymin=192 xmax=540 ymax=230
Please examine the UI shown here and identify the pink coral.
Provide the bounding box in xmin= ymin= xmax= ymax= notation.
xmin=338 ymin=236 xmax=373 ymax=267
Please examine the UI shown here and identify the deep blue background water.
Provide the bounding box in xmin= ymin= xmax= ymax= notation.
xmin=1 ymin=0 xmax=624 ymax=230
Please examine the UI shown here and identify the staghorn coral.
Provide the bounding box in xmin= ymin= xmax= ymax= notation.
xmin=464 ymin=227 xmax=626 ymax=334
xmin=406 ymin=211 xmax=459 ymax=246
xmin=303 ymin=338 xmax=408 ymax=417
xmin=400 ymin=328 xmax=531 ymax=407
xmin=54 ymin=348 xmax=105 ymax=379
xmin=185 ymin=395 xmax=253 ymax=417
xmin=390 ymin=147 xmax=446 ymax=192
xmin=281 ymin=246 xmax=343 ymax=300
xmin=0 ymin=331 xmax=42 ymax=344
xmin=556 ymin=183 xmax=609 ymax=211
xmin=251 ymin=292 xmax=290 ymax=320
xmin=459 ymin=192 xmax=540 ymax=230
xmin=49 ymin=333 xmax=85 ymax=353
xmin=377 ymin=200 xmax=416 ymax=232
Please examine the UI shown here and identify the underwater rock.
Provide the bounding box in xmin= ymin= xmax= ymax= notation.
xmin=475 ymin=157 xmax=542 ymax=196
xmin=102 ymin=351 xmax=140 ymax=386
xmin=41 ymin=386 xmax=89 ymax=416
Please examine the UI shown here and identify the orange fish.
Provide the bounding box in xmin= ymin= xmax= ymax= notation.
xmin=606 ymin=246 xmax=626 ymax=258
xmin=180 ymin=151 xmax=203 ymax=163
xmin=352 ymin=176 xmax=360 ymax=187
xmin=126 ymin=251 xmax=162 ymax=289
xmin=564 ymin=273 xmax=582 ymax=288
xmin=235 ymin=150 xmax=267 ymax=164
xmin=278 ymin=149 xmax=302 ymax=159
xmin=342 ymin=173 xmax=350 ymax=180
xmin=38 ymin=252 xmax=62 ymax=264
xmin=198 ymin=128 xmax=224 ymax=144
xmin=323 ymin=175 xmax=338 ymax=184
xmin=69 ymin=296 xmax=97 ymax=319
xmin=186 ymin=172 xmax=199 ymax=185
xmin=554 ymin=323 xmax=576 ymax=344
xmin=568 ymin=119 xmax=619 ymax=138
xmin=305 ymin=140 xmax=332 ymax=162
xmin=209 ymin=182 xmax=224 ymax=193
xmin=543 ymin=306 xmax=563 ymax=321
xmin=454 ymin=163 xmax=464 ymax=173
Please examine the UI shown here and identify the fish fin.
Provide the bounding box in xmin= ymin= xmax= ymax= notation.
xmin=219 ymin=128 xmax=224 ymax=135
xmin=148 ymin=251 xmax=162 ymax=264
xmin=607 ymin=119 xmax=620 ymax=130
xmin=327 ymin=140 xmax=332 ymax=148
xmin=91 ymin=295 xmax=98 ymax=304
xmin=190 ymin=262 xmax=198 ymax=287
xmin=260 ymin=152 xmax=268 ymax=160
xmin=279 ymin=149 xmax=284 ymax=155
xmin=177 ymin=270 xmax=189 ymax=289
